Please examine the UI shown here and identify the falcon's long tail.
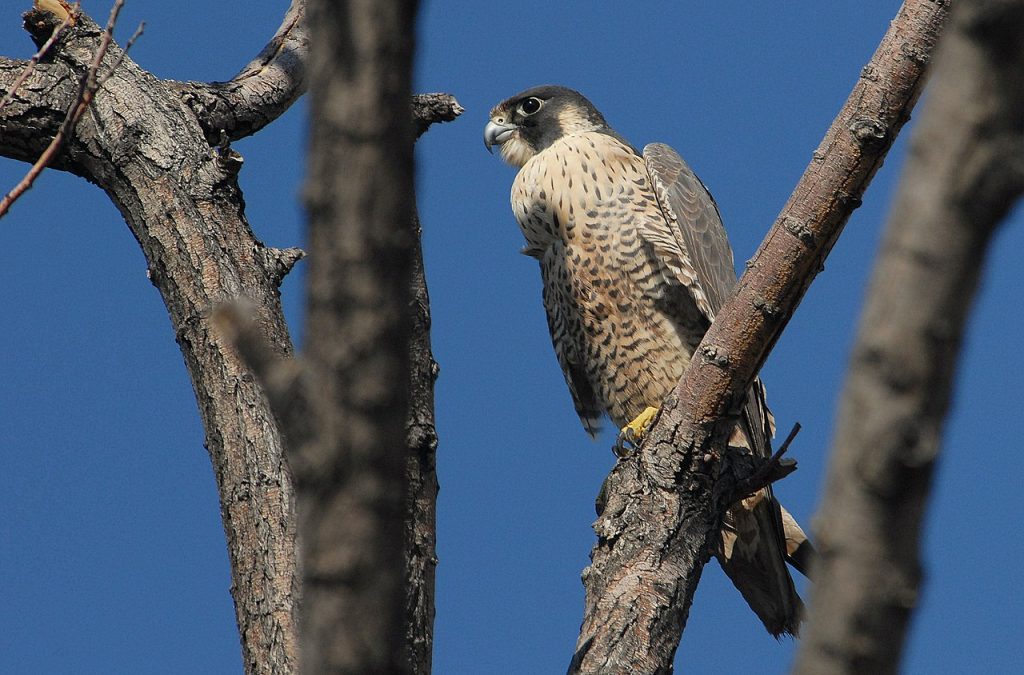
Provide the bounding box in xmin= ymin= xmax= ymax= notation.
xmin=717 ymin=490 xmax=805 ymax=637
xmin=715 ymin=381 xmax=809 ymax=637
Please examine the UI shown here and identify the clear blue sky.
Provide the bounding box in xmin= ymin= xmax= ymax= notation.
xmin=2 ymin=1 xmax=1022 ymax=673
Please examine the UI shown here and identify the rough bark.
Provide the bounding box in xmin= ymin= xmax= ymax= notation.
xmin=224 ymin=120 xmax=454 ymax=675
xmin=403 ymin=207 xmax=441 ymax=674
xmin=168 ymin=0 xmax=309 ymax=144
xmin=570 ymin=2 xmax=951 ymax=672
xmin=791 ymin=2 xmax=1024 ymax=673
xmin=0 ymin=6 xmax=309 ymax=674
xmin=4 ymin=2 xmax=459 ymax=673
xmin=412 ymin=92 xmax=462 ymax=138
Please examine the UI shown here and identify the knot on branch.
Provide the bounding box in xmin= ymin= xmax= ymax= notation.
xmin=860 ymin=64 xmax=880 ymax=82
xmin=406 ymin=421 xmax=439 ymax=457
xmin=836 ymin=189 xmax=864 ymax=211
xmin=263 ymin=246 xmax=306 ymax=286
xmin=699 ymin=344 xmax=730 ymax=368
xmin=899 ymin=40 xmax=931 ymax=66
xmin=783 ymin=216 xmax=817 ymax=247
xmin=850 ymin=117 xmax=888 ymax=149
xmin=751 ymin=295 xmax=781 ymax=318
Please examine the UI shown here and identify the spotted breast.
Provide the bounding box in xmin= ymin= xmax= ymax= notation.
xmin=511 ymin=131 xmax=708 ymax=433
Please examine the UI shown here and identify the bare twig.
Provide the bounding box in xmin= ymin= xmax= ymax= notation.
xmin=0 ymin=0 xmax=126 ymax=218
xmin=734 ymin=422 xmax=802 ymax=499
xmin=776 ymin=422 xmax=801 ymax=457
xmin=0 ymin=4 xmax=77 ymax=112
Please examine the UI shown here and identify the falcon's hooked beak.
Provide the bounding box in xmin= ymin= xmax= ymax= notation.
xmin=483 ymin=120 xmax=516 ymax=153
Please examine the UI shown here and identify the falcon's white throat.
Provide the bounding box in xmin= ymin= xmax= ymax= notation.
xmin=498 ymin=132 xmax=536 ymax=168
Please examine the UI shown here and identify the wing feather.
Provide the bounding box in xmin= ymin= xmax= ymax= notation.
xmin=642 ymin=142 xmax=737 ymax=321
xmin=645 ymin=143 xmax=802 ymax=633
xmin=541 ymin=242 xmax=603 ymax=437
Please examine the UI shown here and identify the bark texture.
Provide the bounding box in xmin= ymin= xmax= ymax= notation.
xmin=792 ymin=2 xmax=1024 ymax=673
xmin=0 ymin=7 xmax=309 ymax=674
xmin=403 ymin=208 xmax=441 ymax=674
xmin=570 ymin=2 xmax=951 ymax=672
xmin=169 ymin=0 xmax=309 ymax=144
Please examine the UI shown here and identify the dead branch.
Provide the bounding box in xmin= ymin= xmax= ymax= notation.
xmin=168 ymin=0 xmax=309 ymax=144
xmin=1 ymin=0 xmax=458 ymax=671
xmin=403 ymin=206 xmax=442 ymax=674
xmin=732 ymin=423 xmax=802 ymax=501
xmin=413 ymin=92 xmax=463 ymax=138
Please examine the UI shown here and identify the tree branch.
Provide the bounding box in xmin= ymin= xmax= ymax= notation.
xmin=219 ymin=149 xmax=453 ymax=675
xmin=169 ymin=0 xmax=309 ymax=144
xmin=792 ymin=2 xmax=1024 ymax=673
xmin=0 ymin=7 xmax=302 ymax=673
xmin=403 ymin=205 xmax=441 ymax=674
xmin=412 ymin=92 xmax=462 ymax=138
xmin=0 ymin=5 xmax=73 ymax=112
xmin=0 ymin=2 xmax=126 ymax=218
xmin=571 ymin=1 xmax=950 ymax=672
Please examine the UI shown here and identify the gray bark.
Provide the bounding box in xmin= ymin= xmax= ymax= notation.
xmin=169 ymin=0 xmax=309 ymax=144
xmin=403 ymin=208 xmax=441 ymax=674
xmin=570 ymin=1 xmax=950 ymax=672
xmin=1 ymin=7 xmax=307 ymax=674
xmin=3 ymin=3 xmax=457 ymax=673
xmin=792 ymin=2 xmax=1024 ymax=673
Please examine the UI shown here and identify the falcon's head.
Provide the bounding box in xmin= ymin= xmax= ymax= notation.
xmin=484 ymin=85 xmax=610 ymax=168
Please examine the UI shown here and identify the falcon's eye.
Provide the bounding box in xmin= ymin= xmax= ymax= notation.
xmin=518 ymin=97 xmax=543 ymax=116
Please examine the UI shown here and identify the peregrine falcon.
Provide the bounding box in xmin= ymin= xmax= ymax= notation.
xmin=484 ymin=85 xmax=811 ymax=636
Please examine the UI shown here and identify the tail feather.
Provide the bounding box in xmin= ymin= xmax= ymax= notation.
xmin=717 ymin=489 xmax=803 ymax=637
xmin=780 ymin=504 xmax=816 ymax=578
xmin=716 ymin=379 xmax=808 ymax=637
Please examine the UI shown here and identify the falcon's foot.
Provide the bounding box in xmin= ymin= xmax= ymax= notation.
xmin=614 ymin=406 xmax=661 ymax=456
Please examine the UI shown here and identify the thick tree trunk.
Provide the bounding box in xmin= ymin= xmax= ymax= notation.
xmin=792 ymin=2 xmax=1024 ymax=673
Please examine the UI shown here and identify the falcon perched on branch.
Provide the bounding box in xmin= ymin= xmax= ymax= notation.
xmin=484 ymin=85 xmax=811 ymax=636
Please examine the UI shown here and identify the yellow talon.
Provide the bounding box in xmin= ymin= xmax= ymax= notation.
xmin=615 ymin=406 xmax=661 ymax=454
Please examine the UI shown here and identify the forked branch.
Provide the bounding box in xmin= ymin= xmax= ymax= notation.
xmin=570 ymin=2 xmax=951 ymax=672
